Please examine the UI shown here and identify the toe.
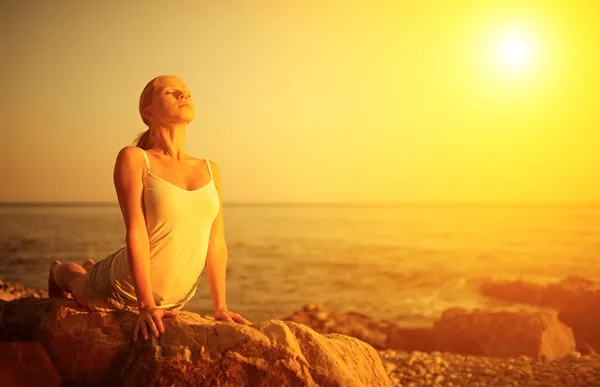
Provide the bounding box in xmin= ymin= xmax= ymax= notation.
xmin=82 ymin=258 xmax=95 ymax=271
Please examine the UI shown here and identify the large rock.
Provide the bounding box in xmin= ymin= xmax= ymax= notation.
xmin=285 ymin=304 xmax=579 ymax=358
xmin=558 ymin=306 xmax=600 ymax=355
xmin=0 ymin=341 xmax=61 ymax=387
xmin=285 ymin=304 xmax=390 ymax=349
xmin=0 ymin=298 xmax=391 ymax=386
xmin=479 ymin=276 xmax=600 ymax=353
xmin=431 ymin=308 xmax=576 ymax=359
xmin=284 ymin=304 xmax=437 ymax=353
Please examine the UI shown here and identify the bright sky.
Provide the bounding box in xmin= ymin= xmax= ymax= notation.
xmin=1 ymin=0 xmax=598 ymax=203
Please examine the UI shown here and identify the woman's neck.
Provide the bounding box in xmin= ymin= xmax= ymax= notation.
xmin=151 ymin=124 xmax=187 ymax=160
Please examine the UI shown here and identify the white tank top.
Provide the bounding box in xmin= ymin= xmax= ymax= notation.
xmin=108 ymin=148 xmax=220 ymax=309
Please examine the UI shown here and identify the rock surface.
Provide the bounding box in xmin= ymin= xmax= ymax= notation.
xmin=285 ymin=304 xmax=576 ymax=359
xmin=480 ymin=276 xmax=600 ymax=353
xmin=432 ymin=308 xmax=576 ymax=359
xmin=284 ymin=304 xmax=394 ymax=350
xmin=0 ymin=298 xmax=391 ymax=387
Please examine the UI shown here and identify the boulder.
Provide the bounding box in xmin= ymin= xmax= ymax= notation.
xmin=0 ymin=298 xmax=391 ymax=387
xmin=285 ymin=304 xmax=390 ymax=349
xmin=479 ymin=276 xmax=600 ymax=352
xmin=0 ymin=341 xmax=61 ymax=387
xmin=558 ymin=307 xmax=600 ymax=355
xmin=285 ymin=304 xmax=578 ymax=359
xmin=284 ymin=304 xmax=437 ymax=353
xmin=431 ymin=308 xmax=576 ymax=359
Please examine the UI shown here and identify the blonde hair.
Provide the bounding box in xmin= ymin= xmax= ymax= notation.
xmin=133 ymin=75 xmax=172 ymax=150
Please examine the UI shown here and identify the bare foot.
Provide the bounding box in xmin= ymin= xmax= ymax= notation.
xmin=48 ymin=261 xmax=72 ymax=299
xmin=82 ymin=258 xmax=95 ymax=272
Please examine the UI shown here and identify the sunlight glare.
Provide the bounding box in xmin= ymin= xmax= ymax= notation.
xmin=497 ymin=33 xmax=534 ymax=70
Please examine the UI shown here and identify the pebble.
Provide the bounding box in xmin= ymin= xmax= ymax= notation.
xmin=315 ymin=311 xmax=329 ymax=321
xmin=378 ymin=350 xmax=600 ymax=387
xmin=0 ymin=280 xmax=47 ymax=302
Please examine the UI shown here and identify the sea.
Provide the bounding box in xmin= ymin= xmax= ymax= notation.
xmin=1 ymin=203 xmax=599 ymax=326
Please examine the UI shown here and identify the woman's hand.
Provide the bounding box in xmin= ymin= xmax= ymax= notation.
xmin=214 ymin=307 xmax=253 ymax=325
xmin=134 ymin=307 xmax=178 ymax=341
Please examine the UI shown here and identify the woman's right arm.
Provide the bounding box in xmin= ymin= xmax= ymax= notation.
xmin=113 ymin=146 xmax=155 ymax=310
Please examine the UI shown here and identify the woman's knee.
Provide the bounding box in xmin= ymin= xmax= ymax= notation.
xmin=53 ymin=262 xmax=86 ymax=289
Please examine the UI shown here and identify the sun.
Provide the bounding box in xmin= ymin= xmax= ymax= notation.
xmin=496 ymin=33 xmax=535 ymax=70
xmin=500 ymin=38 xmax=530 ymax=66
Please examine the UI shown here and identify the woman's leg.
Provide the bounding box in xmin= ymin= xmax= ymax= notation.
xmin=48 ymin=260 xmax=93 ymax=308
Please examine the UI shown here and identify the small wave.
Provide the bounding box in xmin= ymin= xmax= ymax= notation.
xmin=0 ymin=237 xmax=43 ymax=255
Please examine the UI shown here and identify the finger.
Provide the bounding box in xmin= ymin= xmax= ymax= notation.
xmin=231 ymin=313 xmax=253 ymax=325
xmin=146 ymin=316 xmax=160 ymax=338
xmin=216 ymin=313 xmax=234 ymax=323
xmin=141 ymin=322 xmax=149 ymax=341
xmin=217 ymin=311 xmax=234 ymax=322
xmin=154 ymin=315 xmax=165 ymax=335
xmin=134 ymin=322 xmax=139 ymax=341
xmin=241 ymin=317 xmax=253 ymax=325
xmin=163 ymin=311 xmax=178 ymax=318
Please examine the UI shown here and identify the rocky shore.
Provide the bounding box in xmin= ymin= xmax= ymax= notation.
xmin=379 ymin=349 xmax=600 ymax=387
xmin=0 ymin=279 xmax=48 ymax=301
xmin=285 ymin=303 xmax=600 ymax=386
xmin=2 ymin=278 xmax=600 ymax=386
xmin=480 ymin=275 xmax=600 ymax=355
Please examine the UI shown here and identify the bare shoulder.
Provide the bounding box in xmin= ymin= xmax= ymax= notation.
xmin=207 ymin=160 xmax=221 ymax=177
xmin=115 ymin=145 xmax=145 ymax=167
xmin=188 ymin=155 xmax=220 ymax=179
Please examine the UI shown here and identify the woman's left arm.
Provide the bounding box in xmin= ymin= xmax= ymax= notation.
xmin=205 ymin=161 xmax=253 ymax=325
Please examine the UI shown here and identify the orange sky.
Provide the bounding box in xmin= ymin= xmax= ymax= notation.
xmin=1 ymin=0 xmax=598 ymax=203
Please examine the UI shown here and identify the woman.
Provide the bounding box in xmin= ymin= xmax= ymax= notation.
xmin=48 ymin=75 xmax=252 ymax=341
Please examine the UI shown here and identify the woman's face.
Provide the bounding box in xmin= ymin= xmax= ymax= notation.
xmin=144 ymin=76 xmax=195 ymax=125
